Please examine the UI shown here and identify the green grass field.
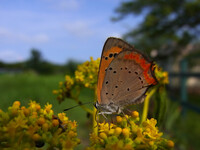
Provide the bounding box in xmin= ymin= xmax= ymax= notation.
xmin=0 ymin=73 xmax=200 ymax=149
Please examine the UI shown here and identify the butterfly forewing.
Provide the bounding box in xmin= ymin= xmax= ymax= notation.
xmin=101 ymin=50 xmax=157 ymax=107
xmin=97 ymin=38 xmax=135 ymax=104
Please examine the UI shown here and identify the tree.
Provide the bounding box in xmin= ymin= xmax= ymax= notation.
xmin=113 ymin=0 xmax=200 ymax=61
xmin=26 ymin=49 xmax=43 ymax=73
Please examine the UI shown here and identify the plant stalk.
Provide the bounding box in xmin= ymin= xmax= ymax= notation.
xmin=141 ymin=87 xmax=157 ymax=123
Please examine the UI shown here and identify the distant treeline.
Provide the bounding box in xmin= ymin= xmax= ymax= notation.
xmin=0 ymin=49 xmax=81 ymax=75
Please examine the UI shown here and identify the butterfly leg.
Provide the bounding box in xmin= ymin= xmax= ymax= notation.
xmin=121 ymin=110 xmax=131 ymax=125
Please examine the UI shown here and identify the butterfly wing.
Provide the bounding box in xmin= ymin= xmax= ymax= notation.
xmin=100 ymin=50 xmax=157 ymax=106
xmin=97 ymin=37 xmax=135 ymax=104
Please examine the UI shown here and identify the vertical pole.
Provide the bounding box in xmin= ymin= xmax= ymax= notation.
xmin=180 ymin=59 xmax=188 ymax=116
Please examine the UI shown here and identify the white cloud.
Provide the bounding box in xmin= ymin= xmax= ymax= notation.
xmin=0 ymin=27 xmax=49 ymax=43
xmin=64 ymin=21 xmax=95 ymax=38
xmin=0 ymin=50 xmax=25 ymax=62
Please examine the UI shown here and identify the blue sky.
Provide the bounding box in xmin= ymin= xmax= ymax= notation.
xmin=0 ymin=0 xmax=142 ymax=64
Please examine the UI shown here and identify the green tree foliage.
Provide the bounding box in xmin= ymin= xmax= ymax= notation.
xmin=25 ymin=49 xmax=56 ymax=74
xmin=64 ymin=59 xmax=80 ymax=76
xmin=113 ymin=0 xmax=200 ymax=59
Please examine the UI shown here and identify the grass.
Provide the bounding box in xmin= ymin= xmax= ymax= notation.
xmin=0 ymin=73 xmax=94 ymax=149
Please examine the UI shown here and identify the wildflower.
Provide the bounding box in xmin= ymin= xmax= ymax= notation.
xmin=52 ymin=119 xmax=59 ymax=126
xmin=52 ymin=90 xmax=58 ymax=94
xmin=37 ymin=117 xmax=45 ymax=125
xmin=74 ymin=57 xmax=100 ymax=89
xmin=167 ymin=140 xmax=174 ymax=148
xmin=115 ymin=127 xmax=122 ymax=136
xmin=116 ymin=116 xmax=123 ymax=123
xmin=99 ymin=132 xmax=107 ymax=140
xmin=32 ymin=133 xmax=41 ymax=141
xmin=122 ymin=128 xmax=130 ymax=137
xmin=65 ymin=75 xmax=74 ymax=89
xmin=13 ymin=101 xmax=21 ymax=108
xmin=0 ymin=101 xmax=80 ymax=149
xmin=132 ymin=111 xmax=139 ymax=118
xmin=154 ymin=65 xmax=169 ymax=84
xmin=87 ymin=111 xmax=174 ymax=150
xmin=42 ymin=123 xmax=49 ymax=132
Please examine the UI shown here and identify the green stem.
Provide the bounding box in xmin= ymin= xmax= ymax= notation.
xmin=141 ymin=87 xmax=157 ymax=123
xmin=93 ymin=87 xmax=98 ymax=135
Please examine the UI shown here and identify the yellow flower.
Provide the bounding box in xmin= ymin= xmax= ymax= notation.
xmin=87 ymin=111 xmax=173 ymax=150
xmin=14 ymin=115 xmax=28 ymax=129
xmin=74 ymin=57 xmax=100 ymax=89
xmin=132 ymin=111 xmax=139 ymax=118
xmin=65 ymin=75 xmax=74 ymax=89
xmin=99 ymin=122 xmax=114 ymax=134
xmin=13 ymin=101 xmax=21 ymax=108
xmin=116 ymin=116 xmax=123 ymax=123
xmin=32 ymin=133 xmax=41 ymax=141
xmin=52 ymin=90 xmax=58 ymax=94
xmin=58 ymin=112 xmax=68 ymax=124
xmin=115 ymin=127 xmax=122 ymax=136
xmin=167 ymin=140 xmax=174 ymax=148
xmin=142 ymin=118 xmax=163 ymax=140
xmin=42 ymin=123 xmax=49 ymax=132
xmin=154 ymin=65 xmax=169 ymax=84
xmin=99 ymin=132 xmax=107 ymax=140
xmin=52 ymin=119 xmax=59 ymax=126
xmin=0 ymin=101 xmax=80 ymax=149
xmin=122 ymin=128 xmax=130 ymax=137
xmin=37 ymin=117 xmax=45 ymax=125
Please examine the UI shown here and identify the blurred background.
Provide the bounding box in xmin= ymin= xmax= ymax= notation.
xmin=0 ymin=0 xmax=200 ymax=149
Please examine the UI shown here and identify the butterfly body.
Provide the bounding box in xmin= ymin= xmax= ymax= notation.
xmin=94 ymin=101 xmax=122 ymax=115
xmin=96 ymin=37 xmax=157 ymax=115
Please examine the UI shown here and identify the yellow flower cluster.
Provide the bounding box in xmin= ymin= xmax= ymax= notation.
xmin=53 ymin=57 xmax=100 ymax=103
xmin=154 ymin=65 xmax=169 ymax=84
xmin=0 ymin=101 xmax=80 ymax=149
xmin=86 ymin=111 xmax=174 ymax=150
xmin=75 ymin=57 xmax=100 ymax=89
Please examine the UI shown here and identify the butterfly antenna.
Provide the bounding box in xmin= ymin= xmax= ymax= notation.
xmin=63 ymin=101 xmax=93 ymax=111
